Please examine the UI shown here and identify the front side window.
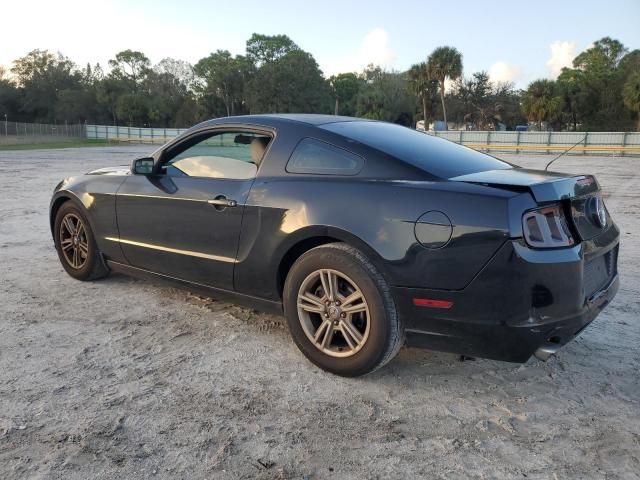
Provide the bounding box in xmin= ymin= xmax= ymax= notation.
xmin=286 ymin=138 xmax=363 ymax=175
xmin=161 ymin=131 xmax=271 ymax=180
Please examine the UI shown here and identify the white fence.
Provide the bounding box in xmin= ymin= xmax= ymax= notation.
xmin=86 ymin=124 xmax=188 ymax=144
xmin=427 ymin=130 xmax=640 ymax=155
xmin=85 ymin=124 xmax=640 ymax=156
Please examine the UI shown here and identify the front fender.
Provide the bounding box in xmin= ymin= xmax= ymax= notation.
xmin=49 ymin=174 xmax=128 ymax=263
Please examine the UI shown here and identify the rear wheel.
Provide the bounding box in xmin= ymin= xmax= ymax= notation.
xmin=54 ymin=202 xmax=108 ymax=281
xmin=283 ymin=243 xmax=403 ymax=377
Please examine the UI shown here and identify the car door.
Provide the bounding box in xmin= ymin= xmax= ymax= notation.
xmin=114 ymin=128 xmax=273 ymax=290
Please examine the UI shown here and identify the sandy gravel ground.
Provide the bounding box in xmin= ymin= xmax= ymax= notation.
xmin=0 ymin=145 xmax=638 ymax=480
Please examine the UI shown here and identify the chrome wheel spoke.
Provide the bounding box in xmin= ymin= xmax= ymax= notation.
xmin=63 ymin=216 xmax=74 ymax=235
xmin=320 ymin=269 xmax=337 ymax=301
xmin=340 ymin=290 xmax=365 ymax=312
xmin=340 ymin=319 xmax=363 ymax=349
xmin=314 ymin=320 xmax=334 ymax=349
xmin=321 ymin=324 xmax=334 ymax=349
xmin=61 ymin=239 xmax=73 ymax=251
xmin=297 ymin=292 xmax=326 ymax=314
xmin=342 ymin=303 xmax=367 ymax=314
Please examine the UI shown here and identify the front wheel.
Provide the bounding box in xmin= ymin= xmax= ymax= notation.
xmin=283 ymin=243 xmax=403 ymax=377
xmin=54 ymin=202 xmax=109 ymax=281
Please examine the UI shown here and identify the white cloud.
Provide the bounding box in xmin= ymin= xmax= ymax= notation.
xmin=488 ymin=61 xmax=522 ymax=84
xmin=360 ymin=28 xmax=395 ymax=68
xmin=321 ymin=28 xmax=395 ymax=76
xmin=546 ymin=41 xmax=576 ymax=78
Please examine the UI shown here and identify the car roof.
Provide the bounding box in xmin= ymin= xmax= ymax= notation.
xmin=200 ymin=113 xmax=371 ymax=128
xmin=251 ymin=114 xmax=367 ymax=125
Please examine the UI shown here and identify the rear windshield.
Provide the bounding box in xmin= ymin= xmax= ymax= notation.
xmin=320 ymin=121 xmax=512 ymax=178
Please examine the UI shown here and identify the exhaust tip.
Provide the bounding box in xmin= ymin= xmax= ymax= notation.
xmin=534 ymin=341 xmax=562 ymax=361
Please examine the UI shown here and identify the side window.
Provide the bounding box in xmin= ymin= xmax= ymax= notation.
xmin=161 ymin=131 xmax=271 ymax=180
xmin=286 ymin=138 xmax=363 ymax=175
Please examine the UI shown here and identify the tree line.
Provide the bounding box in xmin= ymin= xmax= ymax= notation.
xmin=0 ymin=34 xmax=638 ymax=131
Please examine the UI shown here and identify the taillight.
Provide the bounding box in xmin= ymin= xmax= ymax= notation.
xmin=522 ymin=204 xmax=574 ymax=248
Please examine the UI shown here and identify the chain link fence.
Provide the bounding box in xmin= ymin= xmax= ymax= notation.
xmin=0 ymin=121 xmax=85 ymax=145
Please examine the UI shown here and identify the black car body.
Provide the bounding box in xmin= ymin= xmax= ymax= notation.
xmin=50 ymin=114 xmax=619 ymax=375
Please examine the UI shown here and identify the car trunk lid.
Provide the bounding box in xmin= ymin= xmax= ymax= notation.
xmin=450 ymin=168 xmax=606 ymax=241
xmin=449 ymin=168 xmax=600 ymax=203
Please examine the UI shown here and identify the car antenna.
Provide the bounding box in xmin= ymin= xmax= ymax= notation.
xmin=545 ymin=133 xmax=588 ymax=171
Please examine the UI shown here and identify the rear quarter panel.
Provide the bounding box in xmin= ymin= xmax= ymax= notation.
xmin=235 ymin=176 xmax=518 ymax=300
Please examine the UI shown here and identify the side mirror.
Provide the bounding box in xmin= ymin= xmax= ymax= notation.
xmin=132 ymin=157 xmax=154 ymax=175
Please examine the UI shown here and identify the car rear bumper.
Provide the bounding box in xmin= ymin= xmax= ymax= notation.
xmin=391 ymin=230 xmax=620 ymax=362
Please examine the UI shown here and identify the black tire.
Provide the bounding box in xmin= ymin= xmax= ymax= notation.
xmin=283 ymin=243 xmax=403 ymax=377
xmin=54 ymin=202 xmax=109 ymax=281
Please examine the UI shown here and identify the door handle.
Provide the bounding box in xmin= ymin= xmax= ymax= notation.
xmin=208 ymin=197 xmax=237 ymax=208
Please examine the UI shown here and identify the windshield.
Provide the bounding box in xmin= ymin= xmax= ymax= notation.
xmin=320 ymin=121 xmax=513 ymax=179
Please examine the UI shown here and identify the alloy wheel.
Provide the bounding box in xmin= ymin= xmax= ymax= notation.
xmin=296 ymin=268 xmax=370 ymax=357
xmin=59 ymin=213 xmax=89 ymax=269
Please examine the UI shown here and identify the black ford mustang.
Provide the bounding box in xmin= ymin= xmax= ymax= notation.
xmin=50 ymin=114 xmax=619 ymax=376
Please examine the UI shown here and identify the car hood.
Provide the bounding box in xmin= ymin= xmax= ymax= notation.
xmin=450 ymin=168 xmax=600 ymax=202
xmin=86 ymin=165 xmax=131 ymax=176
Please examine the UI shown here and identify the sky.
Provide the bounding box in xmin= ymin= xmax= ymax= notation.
xmin=1 ymin=0 xmax=639 ymax=88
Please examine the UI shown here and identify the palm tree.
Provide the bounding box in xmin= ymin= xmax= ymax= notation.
xmin=623 ymin=72 xmax=640 ymax=131
xmin=427 ymin=46 xmax=463 ymax=129
xmin=556 ymin=68 xmax=584 ymax=131
xmin=407 ymin=62 xmax=438 ymax=127
xmin=329 ymin=72 xmax=361 ymax=116
xmin=408 ymin=63 xmax=426 ymax=123
xmin=521 ymin=79 xmax=562 ymax=130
